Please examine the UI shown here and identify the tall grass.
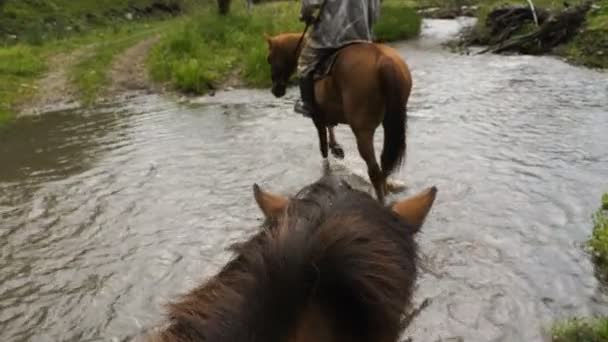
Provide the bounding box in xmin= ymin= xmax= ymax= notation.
xmin=552 ymin=317 xmax=608 ymax=342
xmin=589 ymin=193 xmax=608 ymax=272
xmin=149 ymin=1 xmax=421 ymax=94
xmin=0 ymin=45 xmax=47 ymax=122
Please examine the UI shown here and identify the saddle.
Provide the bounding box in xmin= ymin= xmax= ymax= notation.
xmin=312 ymin=42 xmax=364 ymax=81
xmin=313 ymin=52 xmax=340 ymax=81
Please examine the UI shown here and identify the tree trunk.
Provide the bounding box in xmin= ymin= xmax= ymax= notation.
xmin=218 ymin=0 xmax=232 ymax=15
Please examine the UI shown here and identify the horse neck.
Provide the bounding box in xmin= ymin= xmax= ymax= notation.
xmin=283 ymin=33 xmax=305 ymax=76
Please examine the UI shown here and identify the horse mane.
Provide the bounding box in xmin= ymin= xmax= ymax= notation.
xmin=145 ymin=175 xmax=419 ymax=342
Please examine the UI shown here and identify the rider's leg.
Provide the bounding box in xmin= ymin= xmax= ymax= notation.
xmin=295 ymin=72 xmax=315 ymax=117
xmin=295 ymin=44 xmax=319 ymax=118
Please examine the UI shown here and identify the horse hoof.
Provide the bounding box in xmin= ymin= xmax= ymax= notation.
xmin=321 ymin=158 xmax=331 ymax=173
xmin=331 ymin=145 xmax=345 ymax=160
xmin=386 ymin=179 xmax=407 ymax=193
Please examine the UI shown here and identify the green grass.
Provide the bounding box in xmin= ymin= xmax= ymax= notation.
xmin=149 ymin=2 xmax=302 ymax=93
xmin=552 ymin=317 xmax=608 ymax=342
xmin=549 ymin=195 xmax=608 ymax=341
xmin=0 ymin=0 xmax=204 ymax=44
xmin=376 ymin=2 xmax=422 ymax=42
xmin=561 ymin=0 xmax=608 ymax=68
xmin=70 ymin=22 xmax=171 ymax=104
xmin=0 ymin=44 xmax=48 ymax=122
xmin=149 ymin=1 xmax=421 ymax=94
xmin=0 ymin=19 xmax=179 ymax=124
xmin=589 ymin=193 xmax=608 ymax=273
xmin=0 ymin=0 xmax=204 ymax=124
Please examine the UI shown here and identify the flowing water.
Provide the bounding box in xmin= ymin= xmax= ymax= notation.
xmin=1 ymin=18 xmax=607 ymax=342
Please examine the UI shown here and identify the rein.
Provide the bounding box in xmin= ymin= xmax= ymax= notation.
xmin=294 ymin=0 xmax=329 ymax=56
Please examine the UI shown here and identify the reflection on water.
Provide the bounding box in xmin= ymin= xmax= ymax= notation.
xmin=1 ymin=19 xmax=607 ymax=342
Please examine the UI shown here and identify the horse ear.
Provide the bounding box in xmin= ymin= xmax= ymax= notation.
xmin=264 ymin=33 xmax=273 ymax=49
xmin=391 ymin=186 xmax=437 ymax=232
xmin=253 ymin=184 xmax=288 ymax=219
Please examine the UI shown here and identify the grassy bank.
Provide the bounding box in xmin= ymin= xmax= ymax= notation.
xmin=0 ymin=0 xmax=202 ymax=124
xmin=558 ymin=0 xmax=608 ymax=68
xmin=552 ymin=317 xmax=608 ymax=342
xmin=69 ymin=22 xmax=174 ymax=105
xmin=0 ymin=20 xmax=176 ymax=123
xmin=549 ymin=194 xmax=608 ymax=341
xmin=0 ymin=45 xmax=47 ymax=122
xmin=0 ymin=0 xmax=198 ymax=44
xmin=589 ymin=193 xmax=608 ymax=275
xmin=148 ymin=1 xmax=422 ymax=94
xmin=469 ymin=0 xmax=608 ymax=69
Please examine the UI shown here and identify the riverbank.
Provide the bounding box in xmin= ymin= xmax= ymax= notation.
xmin=552 ymin=317 xmax=608 ymax=341
xmin=0 ymin=0 xmax=196 ymax=123
xmin=0 ymin=0 xmax=186 ymax=44
xmin=464 ymin=0 xmax=608 ymax=69
xmin=0 ymin=20 xmax=177 ymax=122
xmin=550 ymin=193 xmax=608 ymax=341
xmin=590 ymin=193 xmax=608 ymax=278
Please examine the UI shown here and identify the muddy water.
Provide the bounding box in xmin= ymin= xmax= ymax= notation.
xmin=1 ymin=19 xmax=607 ymax=342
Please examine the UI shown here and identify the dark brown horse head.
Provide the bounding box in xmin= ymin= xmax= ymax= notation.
xmin=265 ymin=33 xmax=302 ymax=98
xmin=255 ymin=175 xmax=437 ymax=233
xmin=146 ymin=174 xmax=437 ymax=342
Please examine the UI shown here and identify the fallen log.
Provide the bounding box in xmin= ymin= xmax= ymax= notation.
xmin=479 ymin=1 xmax=592 ymax=55
xmin=485 ymin=5 xmax=550 ymax=44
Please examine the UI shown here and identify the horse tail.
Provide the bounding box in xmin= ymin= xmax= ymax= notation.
xmin=378 ymin=56 xmax=408 ymax=178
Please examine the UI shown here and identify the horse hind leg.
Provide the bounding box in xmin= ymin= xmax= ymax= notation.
xmin=354 ymin=129 xmax=385 ymax=203
xmin=328 ymin=126 xmax=344 ymax=160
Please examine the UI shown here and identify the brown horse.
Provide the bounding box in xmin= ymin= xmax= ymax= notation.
xmin=144 ymin=174 xmax=437 ymax=342
xmin=265 ymin=33 xmax=413 ymax=203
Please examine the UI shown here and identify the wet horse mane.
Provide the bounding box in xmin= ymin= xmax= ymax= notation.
xmin=145 ymin=175 xmax=435 ymax=342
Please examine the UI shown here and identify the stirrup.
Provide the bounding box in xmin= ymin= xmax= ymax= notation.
xmin=294 ymin=100 xmax=313 ymax=118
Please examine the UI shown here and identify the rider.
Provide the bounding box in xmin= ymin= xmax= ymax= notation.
xmin=295 ymin=0 xmax=380 ymax=118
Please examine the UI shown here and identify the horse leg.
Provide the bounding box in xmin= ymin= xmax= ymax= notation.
xmin=328 ymin=126 xmax=344 ymax=159
xmin=354 ymin=129 xmax=385 ymax=203
xmin=314 ymin=119 xmax=329 ymax=160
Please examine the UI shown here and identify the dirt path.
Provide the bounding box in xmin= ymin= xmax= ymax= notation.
xmin=104 ymin=35 xmax=161 ymax=98
xmin=17 ymin=48 xmax=91 ymax=116
xmin=17 ymin=35 xmax=161 ymax=116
